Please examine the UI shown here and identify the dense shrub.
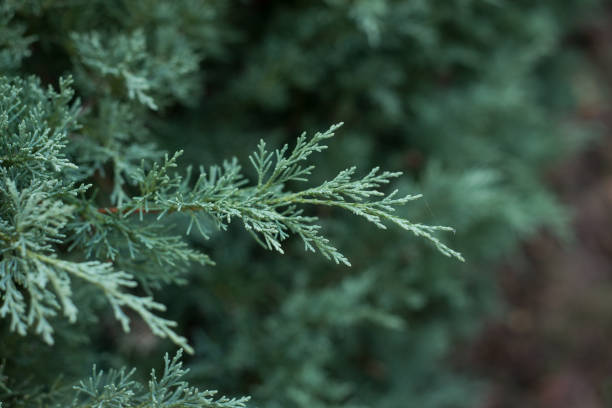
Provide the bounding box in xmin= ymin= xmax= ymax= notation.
xmin=0 ymin=1 xmax=599 ymax=406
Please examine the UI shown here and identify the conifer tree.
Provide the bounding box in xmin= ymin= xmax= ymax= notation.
xmin=0 ymin=1 xmax=600 ymax=407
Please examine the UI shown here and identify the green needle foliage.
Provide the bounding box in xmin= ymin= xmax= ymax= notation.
xmin=72 ymin=351 xmax=250 ymax=408
xmin=0 ymin=0 xmax=601 ymax=407
xmin=122 ymin=123 xmax=461 ymax=264
xmin=0 ymin=73 xmax=456 ymax=355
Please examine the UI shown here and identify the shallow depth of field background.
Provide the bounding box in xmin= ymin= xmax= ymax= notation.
xmin=465 ymin=10 xmax=612 ymax=406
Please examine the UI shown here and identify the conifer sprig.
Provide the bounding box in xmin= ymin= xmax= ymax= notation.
xmin=73 ymin=351 xmax=251 ymax=408
xmin=109 ymin=123 xmax=463 ymax=265
xmin=0 ymin=177 xmax=192 ymax=352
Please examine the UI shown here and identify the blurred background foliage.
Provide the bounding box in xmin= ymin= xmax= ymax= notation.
xmin=1 ymin=0 xmax=611 ymax=406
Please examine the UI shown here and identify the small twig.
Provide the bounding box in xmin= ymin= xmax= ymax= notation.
xmin=97 ymin=207 xmax=159 ymax=215
xmin=97 ymin=205 xmax=202 ymax=216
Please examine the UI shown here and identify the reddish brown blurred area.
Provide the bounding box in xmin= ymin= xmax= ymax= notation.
xmin=469 ymin=9 xmax=612 ymax=408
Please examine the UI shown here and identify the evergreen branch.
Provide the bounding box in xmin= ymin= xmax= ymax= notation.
xmin=113 ymin=124 xmax=463 ymax=264
xmin=0 ymin=75 xmax=80 ymax=182
xmin=72 ymin=351 xmax=251 ymax=408
xmin=0 ymin=178 xmax=191 ymax=352
xmin=69 ymin=206 xmax=213 ymax=287
xmin=26 ymin=251 xmax=193 ymax=354
xmin=250 ymin=122 xmax=341 ymax=190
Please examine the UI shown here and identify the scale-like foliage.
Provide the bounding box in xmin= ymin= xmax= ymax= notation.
xmin=0 ymin=10 xmax=460 ymax=397
xmin=0 ymin=0 xmax=599 ymax=407
xmin=71 ymin=351 xmax=250 ymax=408
xmin=0 ymin=72 xmax=459 ymax=349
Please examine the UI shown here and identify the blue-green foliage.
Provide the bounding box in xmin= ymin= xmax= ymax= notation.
xmin=0 ymin=0 xmax=599 ymax=407
xmin=71 ymin=351 xmax=250 ymax=408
